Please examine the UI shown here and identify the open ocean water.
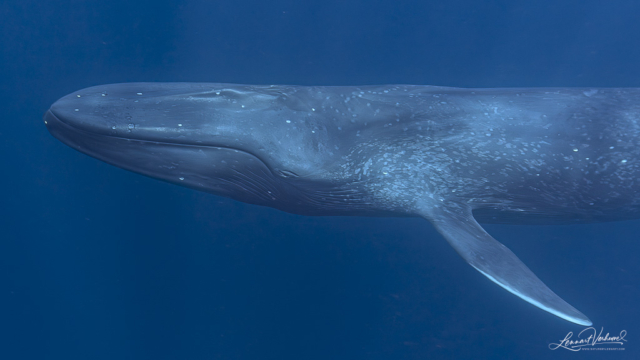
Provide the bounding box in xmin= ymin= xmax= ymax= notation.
xmin=1 ymin=1 xmax=639 ymax=359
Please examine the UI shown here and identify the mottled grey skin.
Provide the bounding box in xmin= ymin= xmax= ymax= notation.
xmin=44 ymin=83 xmax=640 ymax=326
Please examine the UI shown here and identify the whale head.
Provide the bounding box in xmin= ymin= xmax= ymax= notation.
xmin=44 ymin=83 xmax=360 ymax=212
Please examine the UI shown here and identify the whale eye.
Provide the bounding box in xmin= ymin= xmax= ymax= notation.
xmin=276 ymin=169 xmax=299 ymax=178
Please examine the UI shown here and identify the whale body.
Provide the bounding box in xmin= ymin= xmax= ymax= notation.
xmin=44 ymin=83 xmax=640 ymax=326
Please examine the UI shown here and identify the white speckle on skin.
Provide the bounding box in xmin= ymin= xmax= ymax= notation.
xmin=111 ymin=126 xmax=116 ymax=130
xmin=179 ymin=177 xmax=184 ymax=181
xmin=137 ymin=93 xmax=143 ymax=95
xmin=573 ymin=148 xmax=578 ymax=152
xmin=621 ymin=159 xmax=628 ymax=163
xmin=74 ymin=109 xmax=79 ymax=112
xmin=583 ymin=89 xmax=598 ymax=97
xmin=178 ymin=124 xmax=182 ymax=127
xmin=76 ymin=95 xmax=81 ymax=98
xmin=286 ymin=120 xmax=291 ymax=124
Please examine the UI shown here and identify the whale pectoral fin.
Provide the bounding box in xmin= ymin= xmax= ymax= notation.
xmin=420 ymin=203 xmax=591 ymax=326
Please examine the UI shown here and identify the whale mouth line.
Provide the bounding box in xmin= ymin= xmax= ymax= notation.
xmin=45 ymin=108 xmax=263 ymax=157
xmin=45 ymin=108 xmax=284 ymax=182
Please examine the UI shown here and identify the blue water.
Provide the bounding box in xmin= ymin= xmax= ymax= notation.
xmin=1 ymin=1 xmax=638 ymax=359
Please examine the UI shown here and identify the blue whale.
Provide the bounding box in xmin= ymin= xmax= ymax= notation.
xmin=44 ymin=83 xmax=640 ymax=326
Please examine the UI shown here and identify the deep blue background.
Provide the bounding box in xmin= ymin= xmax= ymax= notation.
xmin=1 ymin=1 xmax=639 ymax=359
